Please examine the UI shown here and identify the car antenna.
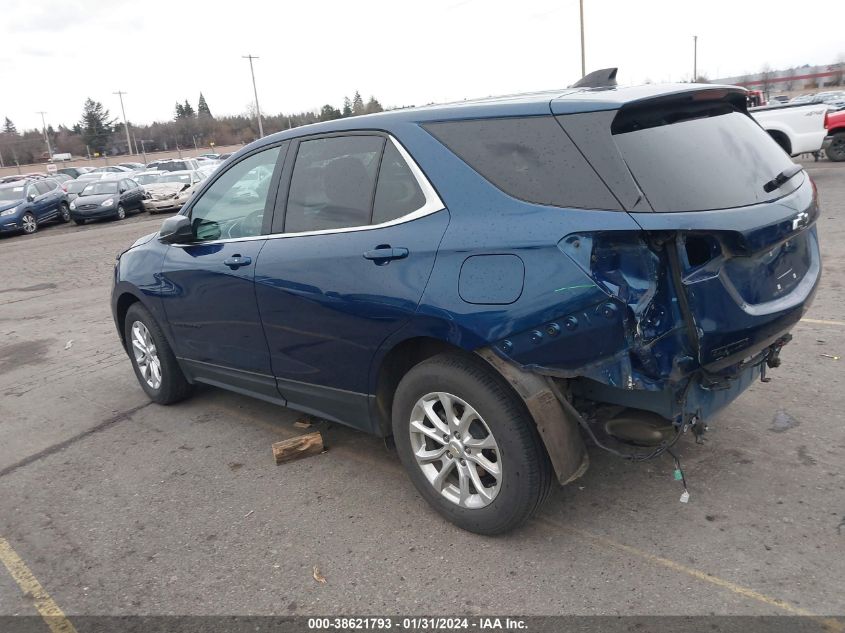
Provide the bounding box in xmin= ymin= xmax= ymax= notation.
xmin=569 ymin=67 xmax=618 ymax=89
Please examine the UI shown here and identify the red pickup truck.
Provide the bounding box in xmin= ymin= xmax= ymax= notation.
xmin=823 ymin=109 xmax=845 ymax=161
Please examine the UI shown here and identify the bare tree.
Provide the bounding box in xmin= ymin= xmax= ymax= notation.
xmin=759 ymin=64 xmax=774 ymax=97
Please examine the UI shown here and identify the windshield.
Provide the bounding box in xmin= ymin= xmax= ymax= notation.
xmin=159 ymin=173 xmax=194 ymax=184
xmin=0 ymin=185 xmax=25 ymax=202
xmin=134 ymin=174 xmax=161 ymax=184
xmin=66 ymin=181 xmax=88 ymax=193
xmin=82 ymin=182 xmax=119 ymax=195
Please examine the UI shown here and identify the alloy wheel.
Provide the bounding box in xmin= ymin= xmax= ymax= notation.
xmin=116 ymin=205 xmax=126 ymax=220
xmin=60 ymin=204 xmax=70 ymax=221
xmin=408 ymin=392 xmax=502 ymax=509
xmin=131 ymin=321 xmax=162 ymax=389
xmin=21 ymin=214 xmax=37 ymax=234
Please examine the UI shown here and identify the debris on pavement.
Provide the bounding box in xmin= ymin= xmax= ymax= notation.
xmin=820 ymin=353 xmax=840 ymax=360
xmin=64 ymin=340 xmax=73 ymax=350
xmin=272 ymin=432 xmax=324 ymax=465
xmin=312 ymin=565 xmax=326 ymax=584
xmin=293 ymin=416 xmax=312 ymax=429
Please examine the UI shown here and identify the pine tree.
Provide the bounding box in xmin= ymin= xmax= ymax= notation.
xmin=318 ymin=105 xmax=342 ymax=122
xmin=175 ymin=102 xmax=185 ymax=120
xmin=365 ymin=97 xmax=383 ymax=114
xmin=197 ymin=93 xmax=213 ymax=118
xmin=342 ymin=97 xmax=352 ymax=117
xmin=79 ymin=98 xmax=115 ymax=153
xmin=3 ymin=117 xmax=17 ymax=134
xmin=351 ymin=91 xmax=365 ymax=116
xmin=182 ymin=100 xmax=196 ymax=118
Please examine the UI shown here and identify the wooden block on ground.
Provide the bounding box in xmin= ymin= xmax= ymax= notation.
xmin=272 ymin=432 xmax=324 ymax=465
xmin=293 ymin=417 xmax=312 ymax=429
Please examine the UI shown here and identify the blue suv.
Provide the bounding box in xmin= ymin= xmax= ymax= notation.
xmin=0 ymin=178 xmax=70 ymax=235
xmin=112 ymin=78 xmax=820 ymax=533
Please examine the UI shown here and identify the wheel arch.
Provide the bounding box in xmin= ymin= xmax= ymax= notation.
xmin=766 ymin=129 xmax=792 ymax=155
xmin=370 ymin=335 xmax=588 ymax=486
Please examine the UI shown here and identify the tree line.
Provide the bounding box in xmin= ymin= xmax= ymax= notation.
xmin=0 ymin=91 xmax=386 ymax=165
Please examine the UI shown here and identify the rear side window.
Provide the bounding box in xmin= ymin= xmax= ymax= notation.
xmin=424 ymin=116 xmax=621 ymax=211
xmin=372 ymin=141 xmax=426 ymax=224
xmin=612 ymin=107 xmax=796 ymax=212
xmin=284 ymin=135 xmax=384 ymax=233
xmin=35 ymin=181 xmax=52 ymax=194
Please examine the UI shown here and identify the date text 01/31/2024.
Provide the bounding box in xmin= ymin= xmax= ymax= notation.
xmin=307 ymin=617 xmax=527 ymax=630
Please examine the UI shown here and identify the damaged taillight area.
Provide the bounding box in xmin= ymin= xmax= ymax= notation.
xmin=491 ymin=231 xmax=697 ymax=402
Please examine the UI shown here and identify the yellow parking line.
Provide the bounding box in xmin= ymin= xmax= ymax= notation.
xmin=536 ymin=517 xmax=843 ymax=631
xmin=0 ymin=537 xmax=78 ymax=633
xmin=801 ymin=318 xmax=845 ymax=327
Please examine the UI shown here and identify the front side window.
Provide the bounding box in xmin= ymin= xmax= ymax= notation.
xmin=284 ymin=135 xmax=384 ymax=233
xmin=189 ymin=144 xmax=282 ymax=241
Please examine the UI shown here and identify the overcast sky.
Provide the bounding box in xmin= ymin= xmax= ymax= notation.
xmin=2 ymin=0 xmax=842 ymax=131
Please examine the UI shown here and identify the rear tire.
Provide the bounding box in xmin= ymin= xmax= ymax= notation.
xmin=392 ymin=352 xmax=552 ymax=535
xmin=826 ymin=132 xmax=845 ymax=162
xmin=74 ymin=219 xmax=85 ymax=226
xmin=124 ymin=303 xmax=192 ymax=405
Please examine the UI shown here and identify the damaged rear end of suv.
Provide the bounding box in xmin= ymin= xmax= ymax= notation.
xmin=403 ymin=77 xmax=821 ymax=531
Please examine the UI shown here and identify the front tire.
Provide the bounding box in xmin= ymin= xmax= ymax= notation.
xmin=124 ymin=303 xmax=192 ymax=405
xmin=826 ymin=132 xmax=845 ymax=162
xmin=58 ymin=203 xmax=70 ymax=223
xmin=115 ymin=204 xmax=126 ymax=220
xmin=392 ymin=353 xmax=552 ymax=535
xmin=21 ymin=212 xmax=37 ymax=234
xmin=74 ymin=219 xmax=86 ymax=226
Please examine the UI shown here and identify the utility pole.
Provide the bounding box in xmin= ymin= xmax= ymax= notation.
xmin=693 ymin=35 xmax=698 ymax=82
xmin=579 ymin=0 xmax=586 ymax=78
xmin=114 ymin=90 xmax=134 ymax=155
xmin=37 ymin=111 xmax=53 ymax=160
xmin=243 ymin=54 xmax=264 ymax=137
xmin=140 ymin=140 xmax=148 ymax=164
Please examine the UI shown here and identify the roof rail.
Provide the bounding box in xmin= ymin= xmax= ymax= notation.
xmin=569 ymin=68 xmax=618 ymax=89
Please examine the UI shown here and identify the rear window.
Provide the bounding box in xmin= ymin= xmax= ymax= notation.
xmin=423 ymin=116 xmax=621 ymax=211
xmin=612 ymin=106 xmax=797 ymax=212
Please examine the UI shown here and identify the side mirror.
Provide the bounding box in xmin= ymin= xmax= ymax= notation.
xmin=159 ymin=214 xmax=193 ymax=244
xmin=27 ymin=194 xmax=36 ymax=202
xmin=119 ymin=188 xmax=127 ymax=194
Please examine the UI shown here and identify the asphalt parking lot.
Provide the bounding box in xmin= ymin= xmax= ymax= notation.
xmin=0 ymin=161 xmax=843 ymax=622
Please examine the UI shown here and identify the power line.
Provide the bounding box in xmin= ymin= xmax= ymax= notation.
xmin=243 ymin=54 xmax=264 ymax=138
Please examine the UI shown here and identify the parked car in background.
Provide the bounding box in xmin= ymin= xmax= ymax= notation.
xmin=76 ymin=172 xmax=106 ymax=182
xmin=113 ymin=81 xmax=820 ymax=533
xmin=145 ymin=158 xmax=200 ymax=172
xmin=57 ymin=166 xmax=96 ymax=179
xmin=118 ymin=162 xmax=146 ymax=171
xmin=822 ymin=108 xmax=845 ymax=161
xmin=142 ymin=170 xmax=205 ymax=214
xmin=769 ymin=95 xmax=790 ymax=104
xmin=92 ymin=165 xmax=133 ymax=174
xmin=51 ymin=173 xmax=73 ymax=184
xmin=64 ymin=179 xmax=90 ymax=202
xmin=70 ymin=178 xmax=145 ymax=224
xmin=0 ymin=177 xmax=69 ymax=235
xmin=217 ymin=152 xmax=232 ymax=160
xmin=749 ymin=101 xmax=829 ymax=155
xmin=198 ymin=153 xmax=220 ymax=160
xmin=132 ymin=171 xmax=164 ymax=188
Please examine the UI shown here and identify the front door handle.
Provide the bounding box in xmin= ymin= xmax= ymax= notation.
xmin=363 ymin=246 xmax=409 ymax=264
xmin=223 ymin=254 xmax=252 ymax=270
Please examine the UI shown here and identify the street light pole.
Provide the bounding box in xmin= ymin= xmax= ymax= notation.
xmin=37 ymin=111 xmax=53 ymax=160
xmin=579 ymin=0 xmax=586 ymax=78
xmin=114 ymin=91 xmax=134 ymax=155
xmin=693 ymin=35 xmax=698 ymax=82
xmin=243 ymin=54 xmax=264 ymax=138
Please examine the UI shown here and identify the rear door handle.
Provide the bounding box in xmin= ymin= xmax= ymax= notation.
xmin=223 ymin=254 xmax=252 ymax=269
xmin=363 ymin=246 xmax=409 ymax=263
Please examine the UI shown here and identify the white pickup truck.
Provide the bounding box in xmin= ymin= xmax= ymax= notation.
xmin=749 ymin=103 xmax=829 ymax=156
